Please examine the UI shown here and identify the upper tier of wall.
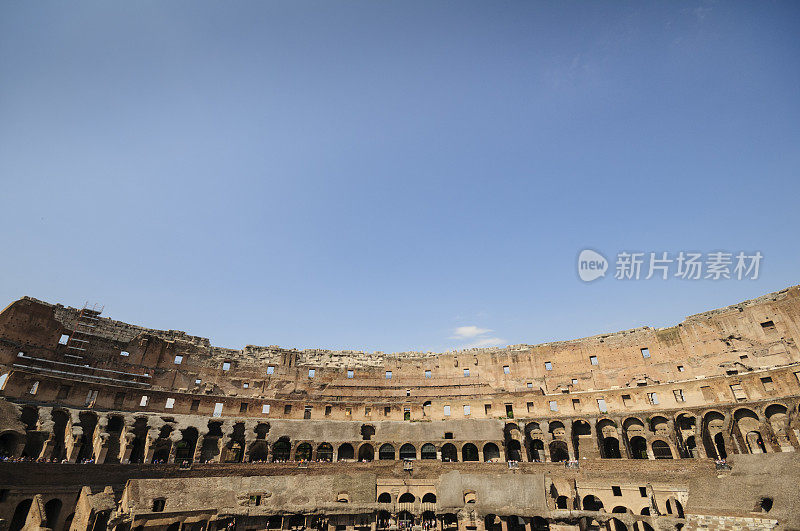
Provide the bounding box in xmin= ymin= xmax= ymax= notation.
xmin=1 ymin=286 xmax=798 ymax=403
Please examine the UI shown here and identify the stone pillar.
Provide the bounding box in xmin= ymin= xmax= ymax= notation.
xmin=120 ymin=433 xmax=135 ymax=464
xmin=499 ymin=517 xmax=508 ymax=531
xmin=38 ymin=436 xmax=55 ymax=461
xmin=693 ymin=423 xmax=707 ymax=458
xmin=167 ymin=432 xmax=181 ymax=464
xmin=94 ymin=432 xmax=110 ymax=464
xmin=66 ymin=430 xmax=82 ymax=463
xmin=143 ymin=434 xmax=158 ymax=464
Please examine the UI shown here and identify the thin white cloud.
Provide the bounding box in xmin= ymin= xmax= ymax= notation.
xmin=450 ymin=325 xmax=507 ymax=349
xmin=451 ymin=326 xmax=492 ymax=339
xmin=465 ymin=336 xmax=507 ymax=349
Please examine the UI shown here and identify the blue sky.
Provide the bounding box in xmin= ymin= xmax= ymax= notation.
xmin=1 ymin=1 xmax=798 ymax=353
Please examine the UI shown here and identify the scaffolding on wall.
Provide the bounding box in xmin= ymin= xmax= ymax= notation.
xmin=64 ymin=302 xmax=104 ymax=361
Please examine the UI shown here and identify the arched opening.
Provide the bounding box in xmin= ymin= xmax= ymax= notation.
xmin=532 ymin=516 xmax=549 ymax=530
xmin=571 ymin=420 xmax=591 ymax=460
xmin=358 ymin=443 xmax=374 ymax=462
xmin=549 ymin=440 xmax=569 ymax=462
xmin=197 ymin=421 xmax=221 ymax=464
xmin=44 ymin=498 xmax=62 ymax=528
xmin=462 ymin=443 xmax=479 ymax=461
xmin=288 ymin=515 xmax=306 ymax=529
xmin=9 ymin=499 xmax=32 ymax=531
xmin=317 ymin=442 xmax=333 ymax=462
xmin=603 ymin=437 xmax=621 ymax=459
xmin=629 ymin=436 xmax=648 ymax=459
xmin=224 ymin=423 xmax=246 ymax=463
xmin=506 ymin=439 xmax=521 ymax=461
xmin=0 ymin=432 xmax=20 ymax=458
xmin=609 ymin=518 xmax=627 ymax=531
xmin=485 ymin=515 xmax=501 ymax=531
xmin=441 ymin=443 xmax=457 ymax=462
xmin=666 ymin=498 xmax=684 ymax=518
xmin=399 ymin=443 xmax=416 ymax=460
xmin=422 ymin=493 xmax=437 ymax=503
xmin=295 ymin=442 xmax=312 ymax=461
xmin=272 ymin=438 xmax=291 ymax=462
xmin=684 ymin=436 xmax=697 ymax=458
xmin=379 ymin=443 xmax=395 ymax=460
xmin=76 ymin=412 xmax=99 ymax=462
xmin=582 ymin=495 xmax=604 ymax=511
xmin=651 ymin=440 xmax=673 ymax=459
xmin=248 ymin=441 xmax=269 ymax=462
xmin=421 ymin=443 xmax=437 ymax=460
xmin=338 ymin=443 xmax=354 ymax=461
xmin=556 ymin=496 xmax=568 ymax=509
xmin=714 ymin=432 xmax=727 ymax=459
xmin=702 ymin=412 xmax=727 ymax=459
xmin=175 ymin=427 xmax=198 ymax=465
xmin=530 ymin=439 xmax=544 ymax=462
xmin=422 ymin=511 xmax=436 ymax=529
xmin=612 ymin=506 xmax=628 ymax=513
xmin=746 ymin=431 xmax=767 ymax=454
xmin=50 ymin=410 xmax=70 ymax=462
xmin=398 ymin=493 xmax=415 ymax=503
xmin=634 ymin=522 xmax=654 ymax=531
xmin=483 ymin=442 xmax=500 ymax=462
xmin=267 ymin=516 xmax=283 ymax=529
xmin=21 ymin=407 xmax=45 ymax=459
xmin=377 ymin=492 xmax=392 ymax=503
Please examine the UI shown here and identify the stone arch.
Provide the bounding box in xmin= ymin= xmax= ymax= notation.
xmin=530 ymin=438 xmax=545 ymax=462
xmin=294 ymin=442 xmax=312 ymax=461
xmin=441 ymin=443 xmax=457 ymax=462
xmin=702 ymin=411 xmax=728 ymax=459
xmin=582 ymin=495 xmax=604 ymax=511
xmin=651 ymin=439 xmax=673 ymax=459
xmin=224 ymin=422 xmax=246 ymax=463
xmin=649 ymin=416 xmax=669 ymax=435
xmin=271 ymin=437 xmax=291 ymax=461
xmin=462 ymin=442 xmax=479 ymax=461
xmin=379 ymin=443 xmax=395 ymax=460
xmin=398 ymin=492 xmax=415 ymax=503
xmin=399 ymin=443 xmax=416 ymax=460
xmin=666 ymin=497 xmax=684 ymax=518
xmin=421 ymin=443 xmax=437 ymax=460
xmin=549 ymin=440 xmax=569 ymax=462
xmin=175 ymin=427 xmax=198 ymax=464
xmin=0 ymin=431 xmax=21 ymax=458
xmin=422 ymin=492 xmax=436 ymax=503
xmin=765 ymin=403 xmax=790 ymax=449
xmin=44 ymin=498 xmax=62 ymax=529
xmin=734 ymin=408 xmax=765 ymax=454
xmin=9 ymin=499 xmax=32 ymax=531
xmin=317 ymin=442 xmax=333 ymax=462
xmin=571 ymin=419 xmax=592 ymax=460
xmin=629 ymin=436 xmax=648 ymax=459
xmin=254 ymin=423 xmax=270 ymax=439
xmin=675 ymin=413 xmax=697 ymax=458
xmin=377 ymin=492 xmax=392 ymax=503
xmin=76 ymin=411 xmax=99 ymax=462
xmin=337 ymin=443 xmax=354 ymax=461
xmin=358 ymin=443 xmax=374 ymax=462
xmin=128 ymin=417 xmax=150 ymax=464
xmin=483 ymin=442 xmax=500 ymax=462
xmin=248 ymin=440 xmax=269 ymax=462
